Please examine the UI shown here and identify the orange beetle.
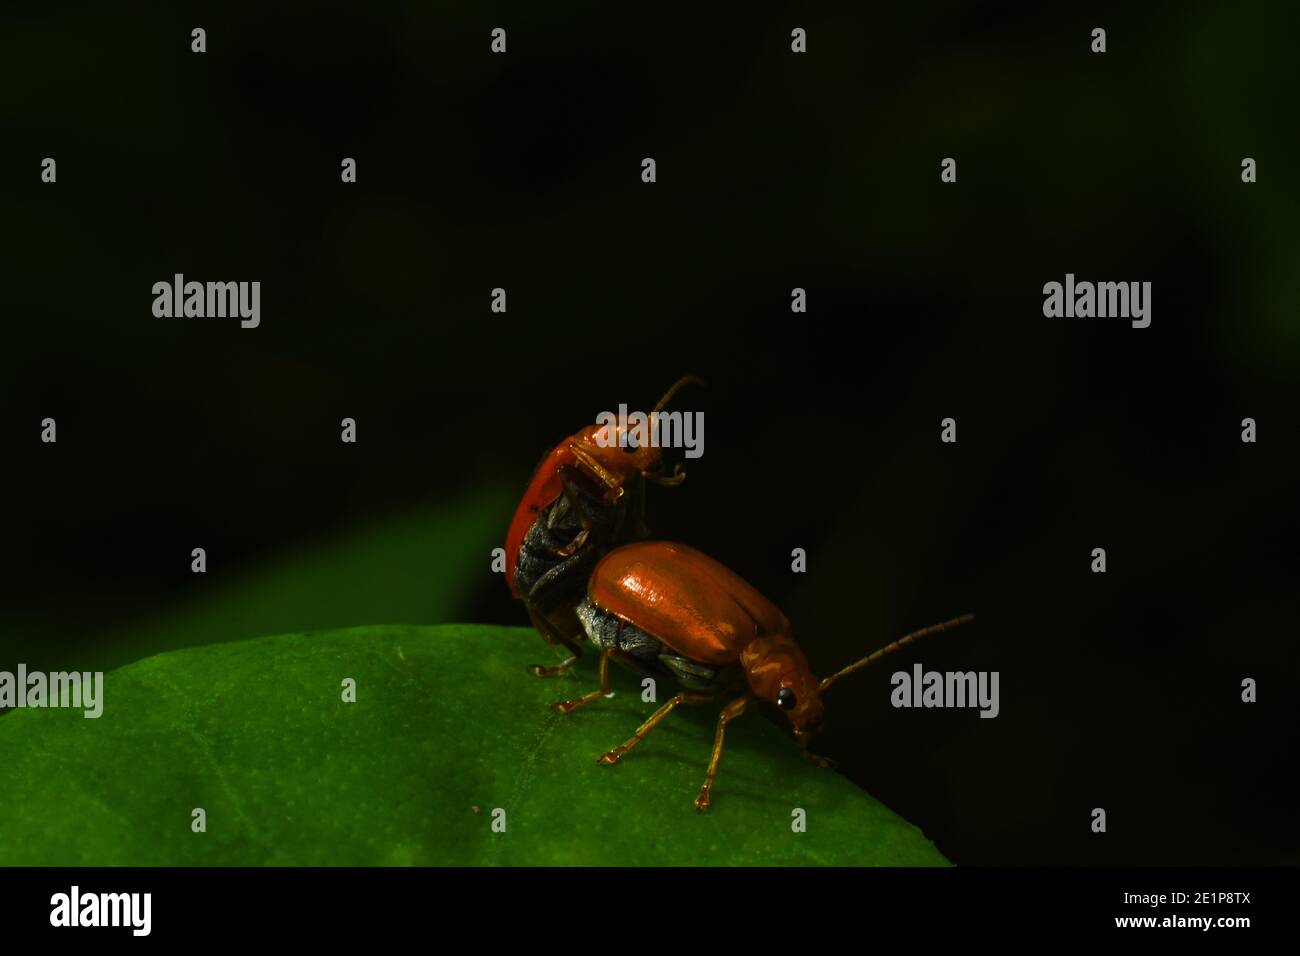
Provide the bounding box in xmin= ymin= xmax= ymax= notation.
xmin=551 ymin=541 xmax=974 ymax=811
xmin=505 ymin=377 xmax=702 ymax=675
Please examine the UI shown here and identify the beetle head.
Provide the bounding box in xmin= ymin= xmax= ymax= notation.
xmin=572 ymin=419 xmax=669 ymax=482
xmin=739 ymin=635 xmax=825 ymax=734
xmin=570 ymin=376 xmax=704 ymax=492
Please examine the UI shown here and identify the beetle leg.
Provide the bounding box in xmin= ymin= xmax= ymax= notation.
xmin=552 ymin=467 xmax=600 ymax=557
xmin=796 ymin=731 xmax=836 ymax=769
xmin=551 ymin=649 xmax=613 ymax=713
xmin=525 ymin=607 xmax=584 ymax=675
xmin=553 ymin=527 xmax=590 ymax=558
xmin=695 ymin=696 xmax=749 ymax=812
xmin=555 ymin=465 xmax=611 ymax=521
xmin=527 ymin=546 xmax=599 ymax=607
xmin=527 ymin=656 xmax=577 ymax=677
xmin=644 ymin=463 xmax=687 ymax=487
xmin=597 ymin=691 xmax=715 ymax=765
xmin=551 ymin=468 xmax=611 ymax=528
xmin=568 ymin=444 xmax=625 ymax=502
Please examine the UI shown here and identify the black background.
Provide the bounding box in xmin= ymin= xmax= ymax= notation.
xmin=2 ymin=2 xmax=1297 ymax=865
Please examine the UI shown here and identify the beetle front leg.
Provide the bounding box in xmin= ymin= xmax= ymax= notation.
xmin=597 ymin=691 xmax=715 ymax=765
xmin=568 ymin=444 xmax=625 ymax=503
xmin=644 ymin=463 xmax=687 ymax=487
xmin=795 ymin=731 xmax=836 ymax=769
xmin=695 ymin=696 xmax=749 ymax=812
xmin=551 ymin=649 xmax=613 ymax=714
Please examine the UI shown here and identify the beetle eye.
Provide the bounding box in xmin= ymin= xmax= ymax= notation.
xmin=777 ymin=687 xmax=796 ymax=710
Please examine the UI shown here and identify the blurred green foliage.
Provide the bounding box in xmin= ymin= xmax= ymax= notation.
xmin=0 ymin=485 xmax=511 ymax=674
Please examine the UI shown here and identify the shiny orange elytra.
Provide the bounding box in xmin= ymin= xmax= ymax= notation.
xmin=503 ymin=377 xmax=702 ymax=672
xmin=547 ymin=541 xmax=975 ymax=811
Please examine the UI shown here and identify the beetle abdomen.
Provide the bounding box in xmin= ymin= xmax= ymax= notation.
xmin=513 ymin=468 xmax=625 ymax=603
xmin=574 ymin=598 xmax=737 ymax=693
xmin=513 ymin=500 xmax=585 ymax=597
xmin=574 ymin=598 xmax=660 ymax=664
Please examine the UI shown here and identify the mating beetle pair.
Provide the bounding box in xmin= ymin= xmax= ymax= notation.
xmin=503 ymin=376 xmax=701 ymax=673
xmin=504 ymin=379 xmax=974 ymax=810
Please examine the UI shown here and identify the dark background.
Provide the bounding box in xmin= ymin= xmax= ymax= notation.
xmin=2 ymin=1 xmax=1297 ymax=865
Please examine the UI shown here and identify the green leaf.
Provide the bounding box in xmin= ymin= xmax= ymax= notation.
xmin=0 ymin=625 xmax=949 ymax=866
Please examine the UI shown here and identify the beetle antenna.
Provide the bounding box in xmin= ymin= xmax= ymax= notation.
xmin=652 ymin=375 xmax=705 ymax=414
xmin=818 ymin=613 xmax=975 ymax=692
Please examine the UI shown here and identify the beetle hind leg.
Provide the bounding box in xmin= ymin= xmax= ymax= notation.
xmin=551 ymin=649 xmax=614 ymax=713
xmin=525 ymin=607 xmax=584 ymax=676
xmin=527 ymin=656 xmax=577 ymax=677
